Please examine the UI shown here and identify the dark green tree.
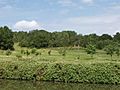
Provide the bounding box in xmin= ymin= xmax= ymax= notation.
xmin=0 ymin=26 xmax=14 ymax=50
xmin=114 ymin=32 xmax=120 ymax=43
xmin=99 ymin=34 xmax=112 ymax=40
xmin=86 ymin=44 xmax=96 ymax=58
xmin=104 ymin=45 xmax=115 ymax=60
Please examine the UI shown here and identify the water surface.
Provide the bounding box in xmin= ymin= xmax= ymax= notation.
xmin=0 ymin=80 xmax=120 ymax=90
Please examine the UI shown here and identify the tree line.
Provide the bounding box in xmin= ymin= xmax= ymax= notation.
xmin=0 ymin=26 xmax=120 ymax=50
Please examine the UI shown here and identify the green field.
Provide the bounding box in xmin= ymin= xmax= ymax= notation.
xmin=0 ymin=44 xmax=119 ymax=64
xmin=0 ymin=44 xmax=120 ymax=84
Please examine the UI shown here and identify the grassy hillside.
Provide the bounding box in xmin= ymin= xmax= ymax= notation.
xmin=0 ymin=44 xmax=120 ymax=84
xmin=0 ymin=44 xmax=119 ymax=64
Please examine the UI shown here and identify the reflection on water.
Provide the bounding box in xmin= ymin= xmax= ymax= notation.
xmin=0 ymin=80 xmax=120 ymax=90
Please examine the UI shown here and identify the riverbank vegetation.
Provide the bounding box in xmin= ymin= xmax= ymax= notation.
xmin=0 ymin=26 xmax=120 ymax=84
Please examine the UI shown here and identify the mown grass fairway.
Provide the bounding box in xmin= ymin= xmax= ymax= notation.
xmin=0 ymin=44 xmax=119 ymax=65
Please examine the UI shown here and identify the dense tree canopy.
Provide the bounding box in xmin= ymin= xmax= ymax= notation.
xmin=0 ymin=26 xmax=14 ymax=50
xmin=0 ymin=26 xmax=120 ymax=50
xmin=114 ymin=32 xmax=120 ymax=43
xmin=12 ymin=29 xmax=120 ymax=49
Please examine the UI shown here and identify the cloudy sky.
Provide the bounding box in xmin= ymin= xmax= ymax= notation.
xmin=0 ymin=0 xmax=120 ymax=35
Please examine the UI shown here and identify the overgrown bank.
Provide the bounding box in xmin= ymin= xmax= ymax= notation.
xmin=0 ymin=60 xmax=120 ymax=84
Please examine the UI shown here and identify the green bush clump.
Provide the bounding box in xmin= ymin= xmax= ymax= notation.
xmin=21 ymin=49 xmax=25 ymax=54
xmin=16 ymin=54 xmax=22 ymax=59
xmin=1 ymin=61 xmax=120 ymax=84
xmin=58 ymin=48 xmax=67 ymax=56
xmin=5 ymin=49 xmax=12 ymax=56
xmin=31 ymin=48 xmax=37 ymax=54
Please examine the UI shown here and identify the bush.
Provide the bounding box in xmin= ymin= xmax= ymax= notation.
xmin=16 ymin=54 xmax=22 ymax=59
xmin=86 ymin=44 xmax=96 ymax=58
xmin=115 ymin=48 xmax=120 ymax=57
xmin=1 ymin=62 xmax=120 ymax=84
xmin=35 ymin=52 xmax=39 ymax=56
xmin=58 ymin=48 xmax=67 ymax=56
xmin=104 ymin=45 xmax=116 ymax=59
xmin=31 ymin=48 xmax=37 ymax=54
xmin=25 ymin=50 xmax=30 ymax=56
xmin=21 ymin=49 xmax=25 ymax=54
xmin=48 ymin=50 xmax=51 ymax=55
xmin=5 ymin=49 xmax=12 ymax=56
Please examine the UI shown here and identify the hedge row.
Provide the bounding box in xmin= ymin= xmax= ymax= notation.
xmin=0 ymin=60 xmax=120 ymax=84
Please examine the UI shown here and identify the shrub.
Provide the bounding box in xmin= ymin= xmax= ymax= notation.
xmin=58 ymin=48 xmax=67 ymax=56
xmin=21 ymin=49 xmax=25 ymax=54
xmin=16 ymin=54 xmax=22 ymax=59
xmin=5 ymin=49 xmax=12 ymax=56
xmin=104 ymin=45 xmax=115 ymax=59
xmin=48 ymin=50 xmax=51 ymax=55
xmin=25 ymin=50 xmax=30 ymax=56
xmin=115 ymin=48 xmax=120 ymax=58
xmin=35 ymin=52 xmax=39 ymax=56
xmin=86 ymin=44 xmax=96 ymax=58
xmin=31 ymin=48 xmax=37 ymax=54
xmin=1 ymin=62 xmax=120 ymax=84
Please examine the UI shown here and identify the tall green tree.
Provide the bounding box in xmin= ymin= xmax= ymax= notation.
xmin=104 ymin=45 xmax=115 ymax=60
xmin=99 ymin=34 xmax=112 ymax=40
xmin=86 ymin=44 xmax=96 ymax=58
xmin=0 ymin=26 xmax=14 ymax=50
xmin=114 ymin=32 xmax=120 ymax=43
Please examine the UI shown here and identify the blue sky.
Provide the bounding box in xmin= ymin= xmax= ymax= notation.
xmin=0 ymin=0 xmax=120 ymax=35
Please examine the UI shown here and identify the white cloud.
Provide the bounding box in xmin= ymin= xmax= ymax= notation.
xmin=13 ymin=20 xmax=41 ymax=31
xmin=57 ymin=0 xmax=75 ymax=6
xmin=67 ymin=15 xmax=120 ymax=24
xmin=82 ymin=0 xmax=94 ymax=4
xmin=0 ymin=0 xmax=15 ymax=8
xmin=44 ymin=15 xmax=120 ymax=35
xmin=59 ymin=9 xmax=70 ymax=15
xmin=67 ymin=15 xmax=120 ymax=35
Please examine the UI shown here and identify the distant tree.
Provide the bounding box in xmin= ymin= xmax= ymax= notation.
xmin=99 ymin=34 xmax=112 ymax=40
xmin=87 ymin=34 xmax=99 ymax=45
xmin=114 ymin=44 xmax=120 ymax=58
xmin=13 ymin=31 xmax=28 ymax=43
xmin=12 ymin=28 xmax=120 ymax=51
xmin=19 ymin=30 xmax=51 ymax=48
xmin=114 ymin=32 xmax=120 ymax=43
xmin=86 ymin=44 xmax=96 ymax=58
xmin=115 ymin=48 xmax=120 ymax=57
xmin=96 ymin=40 xmax=113 ymax=50
xmin=0 ymin=26 xmax=14 ymax=50
xmin=104 ymin=45 xmax=115 ymax=60
xmin=50 ymin=31 xmax=77 ymax=47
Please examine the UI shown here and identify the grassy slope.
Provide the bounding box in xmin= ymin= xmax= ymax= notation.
xmin=0 ymin=44 xmax=120 ymax=84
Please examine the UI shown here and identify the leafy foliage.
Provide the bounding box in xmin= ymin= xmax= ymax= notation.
xmin=31 ymin=48 xmax=37 ymax=54
xmin=86 ymin=44 xmax=96 ymax=57
xmin=115 ymin=49 xmax=120 ymax=57
xmin=16 ymin=54 xmax=22 ymax=59
xmin=1 ymin=61 xmax=120 ymax=84
xmin=12 ymin=28 xmax=120 ymax=51
xmin=48 ymin=50 xmax=51 ymax=55
xmin=0 ymin=26 xmax=14 ymax=50
xmin=5 ymin=49 xmax=12 ymax=56
xmin=58 ymin=48 xmax=67 ymax=56
xmin=104 ymin=45 xmax=116 ymax=59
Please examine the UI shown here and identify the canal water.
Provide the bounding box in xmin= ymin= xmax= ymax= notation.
xmin=0 ymin=80 xmax=120 ymax=90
